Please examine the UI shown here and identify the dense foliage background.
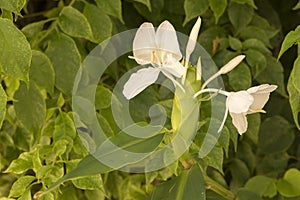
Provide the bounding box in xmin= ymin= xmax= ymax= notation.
xmin=0 ymin=0 xmax=300 ymax=199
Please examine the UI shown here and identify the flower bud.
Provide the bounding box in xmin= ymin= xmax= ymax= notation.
xmin=219 ymin=55 xmax=245 ymax=74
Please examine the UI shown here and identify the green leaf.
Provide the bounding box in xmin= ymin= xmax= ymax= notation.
xmin=45 ymin=32 xmax=81 ymax=96
xmin=95 ymin=85 xmax=112 ymax=110
xmin=209 ymin=0 xmax=227 ymax=23
xmin=83 ymin=3 xmax=112 ymax=43
xmin=277 ymin=168 xmax=300 ymax=197
xmin=278 ymin=25 xmax=300 ymax=59
xmin=228 ymin=62 xmax=252 ymax=90
xmin=244 ymin=49 xmax=267 ymax=78
xmin=9 ymin=176 xmax=35 ymax=198
xmin=5 ymin=152 xmax=33 ymax=174
xmin=245 ymin=176 xmax=277 ymax=198
xmin=244 ymin=113 xmax=260 ymax=144
xmin=0 ymin=85 xmax=7 ymax=128
xmin=258 ymin=116 xmax=294 ymax=154
xmin=231 ymin=0 xmax=257 ymax=8
xmin=228 ymin=2 xmax=254 ymax=32
xmin=0 ymin=18 xmax=31 ymax=82
xmin=18 ymin=189 xmax=31 ymax=200
xmin=203 ymin=145 xmax=224 ymax=173
xmin=21 ymin=20 xmax=49 ymax=46
xmin=228 ymin=36 xmax=242 ymax=51
xmin=58 ymin=6 xmax=94 ymax=41
xmin=236 ymin=188 xmax=263 ymax=200
xmin=14 ymin=82 xmax=46 ymax=133
xmin=288 ymin=62 xmax=300 ymax=130
xmin=229 ymin=159 xmax=250 ymax=191
xmin=30 ymin=50 xmax=55 ymax=95
xmin=256 ymin=55 xmax=287 ymax=97
xmin=72 ymin=174 xmax=103 ymax=190
xmin=131 ymin=0 xmax=151 ymax=11
xmin=148 ymin=165 xmax=205 ymax=200
xmin=242 ymin=39 xmax=271 ymax=55
xmin=240 ymin=26 xmax=270 ymax=47
xmin=0 ymin=0 xmax=26 ymax=14
xmin=53 ymin=111 xmax=76 ymax=144
xmin=95 ymin=0 xmax=124 ymax=23
xmin=183 ymin=0 xmax=209 ymax=26
xmin=293 ymin=0 xmax=300 ymax=10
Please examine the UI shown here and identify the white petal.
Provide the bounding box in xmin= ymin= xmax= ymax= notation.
xmin=247 ymin=84 xmax=277 ymax=111
xmin=162 ymin=55 xmax=185 ymax=78
xmin=123 ymin=67 xmax=160 ymax=99
xmin=247 ymin=84 xmax=277 ymax=94
xmin=155 ymin=20 xmax=182 ymax=61
xmin=226 ymin=91 xmax=254 ymax=113
xmin=133 ymin=22 xmax=156 ymax=65
xmin=229 ymin=112 xmax=248 ymax=135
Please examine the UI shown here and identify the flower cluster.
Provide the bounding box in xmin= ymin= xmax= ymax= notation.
xmin=123 ymin=18 xmax=277 ymax=135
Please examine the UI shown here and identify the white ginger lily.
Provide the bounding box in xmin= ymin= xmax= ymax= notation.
xmin=123 ymin=21 xmax=185 ymax=100
xmin=223 ymin=84 xmax=278 ymax=134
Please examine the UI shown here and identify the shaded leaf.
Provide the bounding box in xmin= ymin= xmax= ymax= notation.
xmin=95 ymin=0 xmax=124 ymax=23
xmin=84 ymin=3 xmax=112 ymax=43
xmin=147 ymin=165 xmax=205 ymax=200
xmin=231 ymin=0 xmax=257 ymax=8
xmin=228 ymin=2 xmax=254 ymax=32
xmin=228 ymin=62 xmax=251 ymax=90
xmin=209 ymin=0 xmax=227 ymax=23
xmin=244 ymin=49 xmax=267 ymax=78
xmin=258 ymin=116 xmax=294 ymax=154
xmin=256 ymin=55 xmax=287 ymax=97
xmin=183 ymin=0 xmax=209 ymax=26
xmin=14 ymin=82 xmax=46 ymax=133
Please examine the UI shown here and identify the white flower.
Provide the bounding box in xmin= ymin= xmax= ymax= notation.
xmin=223 ymin=84 xmax=277 ymax=134
xmin=123 ymin=21 xmax=185 ymax=100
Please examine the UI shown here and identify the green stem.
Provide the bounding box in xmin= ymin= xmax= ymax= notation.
xmin=204 ymin=175 xmax=235 ymax=200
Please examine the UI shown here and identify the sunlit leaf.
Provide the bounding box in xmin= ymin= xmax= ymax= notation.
xmin=277 ymin=168 xmax=300 ymax=197
xmin=30 ymin=50 xmax=55 ymax=95
xmin=0 ymin=18 xmax=31 ymax=82
xmin=58 ymin=6 xmax=94 ymax=41
xmin=287 ymin=57 xmax=300 ymax=130
xmin=278 ymin=25 xmax=300 ymax=59
xmin=9 ymin=176 xmax=35 ymax=198
xmin=45 ymin=32 xmax=81 ymax=96
xmin=0 ymin=0 xmax=26 ymax=14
